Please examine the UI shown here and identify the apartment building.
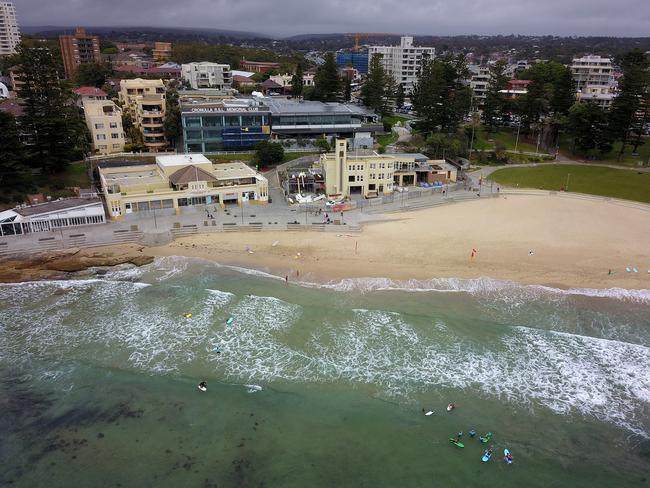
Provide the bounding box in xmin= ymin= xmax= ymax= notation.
xmin=368 ymin=36 xmax=435 ymax=93
xmin=152 ymin=42 xmax=172 ymax=62
xmin=576 ymin=84 xmax=617 ymax=110
xmin=181 ymin=62 xmax=232 ymax=90
xmin=336 ymin=51 xmax=369 ymax=74
xmin=0 ymin=1 xmax=20 ymax=56
xmin=268 ymin=73 xmax=315 ymax=92
xmin=98 ymin=154 xmax=269 ymax=220
xmin=240 ymin=59 xmax=281 ymax=73
xmin=83 ymin=100 xmax=125 ymax=155
xmin=119 ymin=78 xmax=167 ymax=151
xmin=570 ymin=55 xmax=614 ymax=92
xmin=59 ymin=27 xmax=101 ymax=79
xmin=469 ymin=65 xmax=491 ymax=106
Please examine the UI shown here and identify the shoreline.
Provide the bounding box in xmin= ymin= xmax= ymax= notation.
xmin=1 ymin=195 xmax=649 ymax=291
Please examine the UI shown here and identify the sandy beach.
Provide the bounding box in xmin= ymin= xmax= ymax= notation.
xmin=141 ymin=195 xmax=650 ymax=290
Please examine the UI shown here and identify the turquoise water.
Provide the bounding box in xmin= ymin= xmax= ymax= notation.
xmin=1 ymin=256 xmax=649 ymax=487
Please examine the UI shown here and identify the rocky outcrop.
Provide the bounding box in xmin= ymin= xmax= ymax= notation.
xmin=0 ymin=247 xmax=155 ymax=283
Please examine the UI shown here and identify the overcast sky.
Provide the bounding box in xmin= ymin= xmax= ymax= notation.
xmin=13 ymin=0 xmax=650 ymax=37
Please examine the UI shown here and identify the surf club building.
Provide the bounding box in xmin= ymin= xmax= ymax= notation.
xmin=321 ymin=139 xmax=458 ymax=199
xmin=0 ymin=198 xmax=106 ymax=236
xmin=180 ymin=96 xmax=381 ymax=153
xmin=98 ymin=154 xmax=269 ymax=220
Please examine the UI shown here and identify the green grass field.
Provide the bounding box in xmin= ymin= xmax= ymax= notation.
xmin=383 ymin=115 xmax=408 ymax=127
xmin=377 ymin=131 xmax=399 ymax=147
xmin=472 ymin=126 xmax=543 ymax=153
xmin=488 ymin=164 xmax=650 ymax=203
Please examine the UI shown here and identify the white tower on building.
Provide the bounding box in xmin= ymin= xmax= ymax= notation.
xmin=0 ymin=1 xmax=20 ymax=56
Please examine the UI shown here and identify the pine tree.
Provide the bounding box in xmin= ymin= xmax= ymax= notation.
xmin=343 ymin=77 xmax=352 ymax=102
xmin=0 ymin=111 xmax=30 ymax=202
xmin=482 ymin=60 xmax=508 ymax=133
xmin=566 ymin=102 xmax=613 ymax=157
xmin=17 ymin=45 xmax=89 ymax=173
xmin=412 ymin=55 xmax=471 ymax=134
xmin=609 ymin=49 xmax=649 ymax=159
xmin=312 ymin=53 xmax=341 ymax=102
xmin=74 ymin=62 xmax=112 ymax=88
xmin=164 ymin=83 xmax=181 ymax=149
xmin=291 ymin=63 xmax=304 ymax=98
xmin=361 ymin=54 xmax=395 ymax=115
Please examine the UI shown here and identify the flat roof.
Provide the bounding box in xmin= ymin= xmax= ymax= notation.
xmin=100 ymin=165 xmax=166 ymax=187
xmin=388 ymin=153 xmax=430 ymax=162
xmin=15 ymin=198 xmax=103 ymax=217
xmin=212 ymin=161 xmax=260 ymax=180
xmin=156 ymin=154 xmax=212 ymax=167
xmin=264 ymin=98 xmax=375 ymax=116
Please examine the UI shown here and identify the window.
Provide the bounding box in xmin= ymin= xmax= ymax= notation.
xmin=370 ymin=163 xmax=376 ymax=169
xmin=339 ymin=151 xmax=344 ymax=158
xmin=348 ymin=165 xmax=353 ymax=171
xmin=96 ymin=134 xmax=106 ymax=140
xmin=112 ymin=144 xmax=121 ymax=149
xmin=109 ymin=122 xmax=118 ymax=128
xmin=111 ymin=133 xmax=120 ymax=139
xmin=348 ymin=175 xmax=355 ymax=182
xmin=95 ymin=123 xmax=104 ymax=129
xmin=185 ymin=117 xmax=202 ymax=128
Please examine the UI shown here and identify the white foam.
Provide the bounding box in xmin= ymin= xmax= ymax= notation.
xmin=1 ymin=267 xmax=648 ymax=439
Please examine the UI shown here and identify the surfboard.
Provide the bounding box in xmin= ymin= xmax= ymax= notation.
xmin=449 ymin=438 xmax=464 ymax=448
xmin=226 ymin=317 xmax=234 ymax=325
xmin=504 ymin=449 xmax=513 ymax=464
xmin=424 ymin=411 xmax=434 ymax=416
xmin=447 ymin=404 xmax=455 ymax=412
xmin=482 ymin=450 xmax=492 ymax=462
xmin=198 ymin=385 xmax=207 ymax=392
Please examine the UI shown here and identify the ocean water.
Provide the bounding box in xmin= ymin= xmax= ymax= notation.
xmin=0 ymin=256 xmax=649 ymax=487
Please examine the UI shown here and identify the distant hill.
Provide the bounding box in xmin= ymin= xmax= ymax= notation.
xmin=21 ymin=25 xmax=270 ymax=41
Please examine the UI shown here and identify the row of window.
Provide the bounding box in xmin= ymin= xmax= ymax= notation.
xmin=96 ymin=133 xmax=122 ymax=140
xmin=95 ymin=122 xmax=119 ymax=129
xmin=184 ymin=115 xmax=268 ymax=128
xmin=97 ymin=144 xmax=123 ymax=150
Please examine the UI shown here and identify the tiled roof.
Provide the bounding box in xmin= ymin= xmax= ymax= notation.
xmin=74 ymin=86 xmax=108 ymax=97
xmin=168 ymin=165 xmax=218 ymax=185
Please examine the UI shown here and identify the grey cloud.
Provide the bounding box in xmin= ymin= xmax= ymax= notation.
xmin=12 ymin=0 xmax=650 ymax=37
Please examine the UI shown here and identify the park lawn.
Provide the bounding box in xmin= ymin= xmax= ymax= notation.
xmin=383 ymin=115 xmax=408 ymax=127
xmin=473 ymin=126 xmax=542 ymax=153
xmin=488 ymin=164 xmax=650 ymax=203
xmin=377 ymin=131 xmax=399 ymax=147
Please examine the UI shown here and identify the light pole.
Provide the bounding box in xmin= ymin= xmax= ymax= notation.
xmin=514 ymin=119 xmax=521 ymax=153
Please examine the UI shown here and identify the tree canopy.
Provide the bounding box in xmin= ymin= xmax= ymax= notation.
xmin=312 ymin=53 xmax=341 ymax=102
xmin=16 ymin=44 xmax=89 ymax=173
xmin=411 ymin=55 xmax=472 ymax=134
